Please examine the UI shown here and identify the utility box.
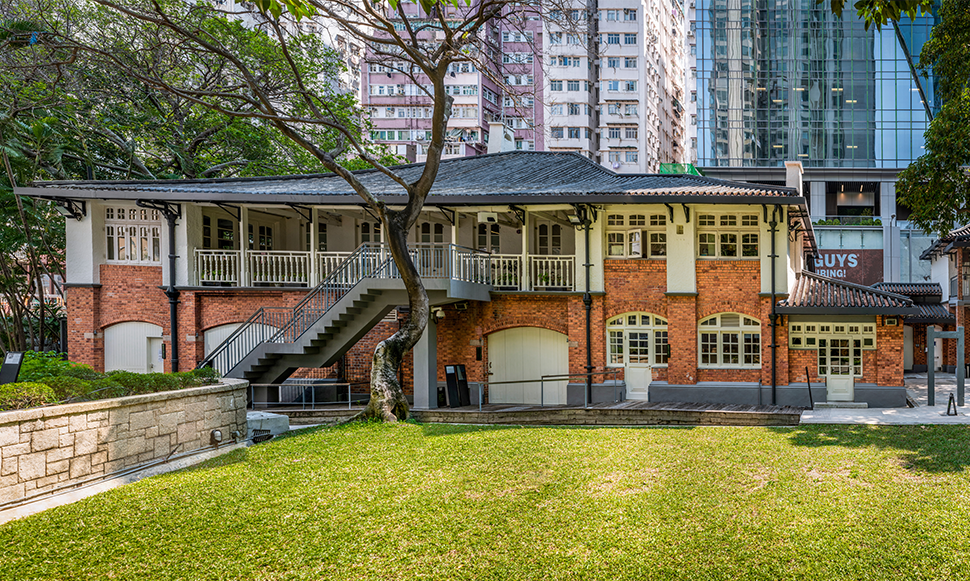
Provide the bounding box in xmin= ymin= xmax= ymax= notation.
xmin=444 ymin=364 xmax=471 ymax=408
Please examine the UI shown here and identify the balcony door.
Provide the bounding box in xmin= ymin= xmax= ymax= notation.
xmin=818 ymin=337 xmax=861 ymax=402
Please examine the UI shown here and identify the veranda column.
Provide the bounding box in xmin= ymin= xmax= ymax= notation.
xmin=239 ymin=205 xmax=249 ymax=286
xmin=521 ymin=209 xmax=530 ymax=291
xmin=412 ymin=317 xmax=438 ymax=409
xmin=309 ymin=207 xmax=318 ymax=286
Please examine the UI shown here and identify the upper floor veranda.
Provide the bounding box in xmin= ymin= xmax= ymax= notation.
xmin=19 ymin=151 xmax=816 ymax=296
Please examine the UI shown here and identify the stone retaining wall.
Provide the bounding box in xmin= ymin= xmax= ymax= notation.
xmin=0 ymin=379 xmax=248 ymax=504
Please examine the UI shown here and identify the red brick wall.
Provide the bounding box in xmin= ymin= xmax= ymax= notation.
xmin=876 ymin=316 xmax=904 ymax=386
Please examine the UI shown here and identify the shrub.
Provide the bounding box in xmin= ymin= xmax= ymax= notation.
xmin=17 ymin=352 xmax=76 ymax=382
xmin=88 ymin=378 xmax=130 ymax=399
xmin=0 ymin=382 xmax=57 ymax=411
xmin=192 ymin=367 xmax=220 ymax=382
xmin=60 ymin=364 xmax=105 ymax=381
xmin=39 ymin=376 xmax=94 ymax=401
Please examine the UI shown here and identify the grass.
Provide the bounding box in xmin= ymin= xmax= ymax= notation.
xmin=3 ymin=423 xmax=970 ymax=580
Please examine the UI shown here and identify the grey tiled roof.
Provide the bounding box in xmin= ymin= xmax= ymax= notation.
xmin=870 ymin=282 xmax=942 ymax=297
xmin=909 ymin=303 xmax=955 ymax=323
xmin=23 ymin=151 xmax=797 ymax=202
xmin=778 ymin=272 xmax=918 ymax=314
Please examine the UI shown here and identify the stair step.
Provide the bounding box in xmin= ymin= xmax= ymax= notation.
xmin=814 ymin=402 xmax=869 ymax=409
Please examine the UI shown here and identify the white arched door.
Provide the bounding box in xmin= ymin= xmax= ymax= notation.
xmin=488 ymin=327 xmax=569 ymax=405
xmin=204 ymin=323 xmax=242 ymax=357
xmin=104 ymin=321 xmax=164 ymax=373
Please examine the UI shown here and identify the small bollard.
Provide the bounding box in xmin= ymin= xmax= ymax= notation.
xmin=947 ymin=393 xmax=959 ymax=416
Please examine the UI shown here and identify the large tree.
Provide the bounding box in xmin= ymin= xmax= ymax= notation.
xmin=0 ymin=9 xmax=381 ymax=354
xmin=21 ymin=0 xmax=537 ymax=421
xmin=893 ymin=0 xmax=970 ymax=236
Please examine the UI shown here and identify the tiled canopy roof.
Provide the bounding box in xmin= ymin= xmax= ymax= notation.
xmin=20 ymin=151 xmax=799 ymax=203
xmin=777 ymin=272 xmax=919 ymax=315
xmin=920 ymin=223 xmax=968 ymax=261
xmin=908 ymin=303 xmax=955 ymax=324
xmin=870 ymin=282 xmax=942 ymax=297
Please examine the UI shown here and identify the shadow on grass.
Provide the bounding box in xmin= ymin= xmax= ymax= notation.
xmin=773 ymin=424 xmax=970 ymax=473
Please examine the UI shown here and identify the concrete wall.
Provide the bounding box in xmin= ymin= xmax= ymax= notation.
xmin=0 ymin=379 xmax=248 ymax=505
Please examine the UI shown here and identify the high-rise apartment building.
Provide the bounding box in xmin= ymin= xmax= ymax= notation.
xmin=688 ymin=0 xmax=938 ymax=284
xmin=362 ymin=1 xmax=688 ymax=171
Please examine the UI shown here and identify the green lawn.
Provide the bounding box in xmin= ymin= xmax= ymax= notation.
xmin=3 ymin=423 xmax=970 ymax=580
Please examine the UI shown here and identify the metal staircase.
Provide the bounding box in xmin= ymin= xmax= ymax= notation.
xmin=198 ymin=244 xmax=492 ymax=384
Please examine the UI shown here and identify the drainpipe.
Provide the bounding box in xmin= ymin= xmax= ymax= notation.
xmin=769 ymin=206 xmax=779 ymax=405
xmin=139 ymin=201 xmax=181 ymax=372
xmin=164 ymin=211 xmax=180 ymax=373
xmin=583 ymin=207 xmax=593 ymax=405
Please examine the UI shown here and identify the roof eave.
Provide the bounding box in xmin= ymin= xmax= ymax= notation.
xmin=775 ymin=306 xmax=920 ymax=315
xmin=14 ymin=187 xmax=805 ymax=207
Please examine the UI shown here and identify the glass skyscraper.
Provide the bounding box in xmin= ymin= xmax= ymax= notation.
xmin=692 ymin=0 xmax=936 ymax=169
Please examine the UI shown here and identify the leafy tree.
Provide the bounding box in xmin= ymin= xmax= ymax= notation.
xmin=891 ymin=0 xmax=970 ymax=236
xmin=820 ymin=0 xmax=934 ymax=29
xmin=0 ymin=8 xmax=385 ymax=354
xmin=23 ymin=0 xmax=534 ymax=421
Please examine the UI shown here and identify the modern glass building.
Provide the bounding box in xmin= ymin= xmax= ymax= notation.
xmin=692 ymin=0 xmax=936 ymax=168
xmin=688 ymin=0 xmax=938 ymax=284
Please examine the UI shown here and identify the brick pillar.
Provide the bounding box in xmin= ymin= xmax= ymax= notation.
xmin=667 ymin=295 xmax=697 ymax=385
xmin=178 ymin=291 xmax=204 ymax=371
xmin=66 ymin=285 xmax=104 ymax=371
xmin=876 ymin=315 xmax=904 ymax=386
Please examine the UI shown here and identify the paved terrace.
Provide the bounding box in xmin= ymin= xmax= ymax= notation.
xmin=800 ymin=372 xmax=970 ymax=425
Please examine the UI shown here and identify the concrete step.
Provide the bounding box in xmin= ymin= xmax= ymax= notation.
xmin=814 ymin=402 xmax=869 ymax=409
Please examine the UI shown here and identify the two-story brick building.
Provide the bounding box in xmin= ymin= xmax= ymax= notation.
xmin=19 ymin=151 xmax=916 ymax=407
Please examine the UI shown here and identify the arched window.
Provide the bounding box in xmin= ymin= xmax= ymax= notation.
xmin=606 ymin=312 xmax=668 ymax=367
xmin=698 ymin=313 xmax=760 ymax=368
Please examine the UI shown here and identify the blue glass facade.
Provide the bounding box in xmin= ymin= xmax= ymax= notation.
xmin=693 ymin=0 xmax=937 ymax=168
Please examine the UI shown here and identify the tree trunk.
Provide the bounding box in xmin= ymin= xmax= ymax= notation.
xmin=357 ymin=211 xmax=428 ymax=422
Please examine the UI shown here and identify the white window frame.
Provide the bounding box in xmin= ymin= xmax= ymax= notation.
xmin=698 ymin=313 xmax=761 ymax=369
xmin=696 ymin=213 xmax=760 ymax=260
xmin=105 ymin=206 xmax=162 ymax=265
xmin=605 ymin=212 xmax=666 ymax=259
xmin=789 ymin=321 xmax=876 ymax=351
xmin=606 ymin=312 xmax=669 ymax=367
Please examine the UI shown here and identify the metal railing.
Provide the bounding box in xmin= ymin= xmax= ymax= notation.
xmin=476 ymin=369 xmax=624 ymax=411
xmin=199 ymin=244 xmax=491 ymax=376
xmin=195 ymin=250 xmax=356 ymax=286
xmin=249 ymin=381 xmax=370 ymax=410
xmin=490 ymin=254 xmax=521 ymax=290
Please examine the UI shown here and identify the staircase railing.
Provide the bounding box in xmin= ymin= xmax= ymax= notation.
xmin=198 ymin=243 xmax=490 ymax=375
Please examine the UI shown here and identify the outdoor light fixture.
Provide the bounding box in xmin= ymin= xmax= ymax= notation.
xmin=53 ymin=199 xmax=86 ymax=221
xmin=210 ymin=429 xmax=223 ymax=445
xmin=568 ymin=213 xmax=583 ymax=225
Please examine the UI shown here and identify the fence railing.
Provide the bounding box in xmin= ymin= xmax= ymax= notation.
xmin=489 ymin=254 xmax=576 ymax=291
xmin=195 ymin=250 xmax=241 ymax=285
xmin=199 ymin=244 xmax=491 ymax=375
xmin=531 ymin=255 xmax=575 ymax=291
xmin=249 ymin=251 xmax=311 ymax=286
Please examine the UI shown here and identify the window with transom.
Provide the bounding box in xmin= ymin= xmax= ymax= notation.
xmin=697 ymin=213 xmax=760 ymax=259
xmin=698 ymin=313 xmax=761 ymax=368
xmin=606 ymin=212 xmax=666 ymax=259
xmin=606 ymin=312 xmax=669 ymax=367
xmin=105 ymin=206 xmax=162 ymax=264
xmin=477 ymin=223 xmax=500 ymax=253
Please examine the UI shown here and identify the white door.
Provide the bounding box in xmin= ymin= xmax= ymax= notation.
xmin=934 ymin=327 xmax=943 ymax=370
xmin=819 ymin=338 xmax=859 ymax=402
xmin=625 ymin=331 xmax=653 ymax=401
xmin=104 ymin=321 xmax=163 ymax=373
xmin=488 ymin=327 xmax=568 ymax=405
xmin=204 ymin=323 xmax=242 ymax=357
xmin=903 ymin=326 xmax=914 ymax=371
xmin=148 ymin=337 xmax=164 ymax=373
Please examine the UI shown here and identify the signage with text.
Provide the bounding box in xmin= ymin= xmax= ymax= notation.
xmin=814 ymin=250 xmax=883 ymax=286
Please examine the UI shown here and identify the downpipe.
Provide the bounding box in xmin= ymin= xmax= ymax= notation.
xmin=769 ymin=206 xmax=780 ymax=406
xmin=584 ymin=211 xmax=593 ymax=405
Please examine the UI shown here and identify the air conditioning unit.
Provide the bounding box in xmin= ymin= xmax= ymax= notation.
xmin=477 ymin=212 xmax=499 ymax=223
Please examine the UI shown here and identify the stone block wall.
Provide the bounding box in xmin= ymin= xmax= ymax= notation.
xmin=0 ymin=379 xmax=248 ymax=505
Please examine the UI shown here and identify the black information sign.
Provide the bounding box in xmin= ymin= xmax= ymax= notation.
xmin=0 ymin=352 xmax=24 ymax=385
xmin=444 ymin=364 xmax=471 ymax=408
